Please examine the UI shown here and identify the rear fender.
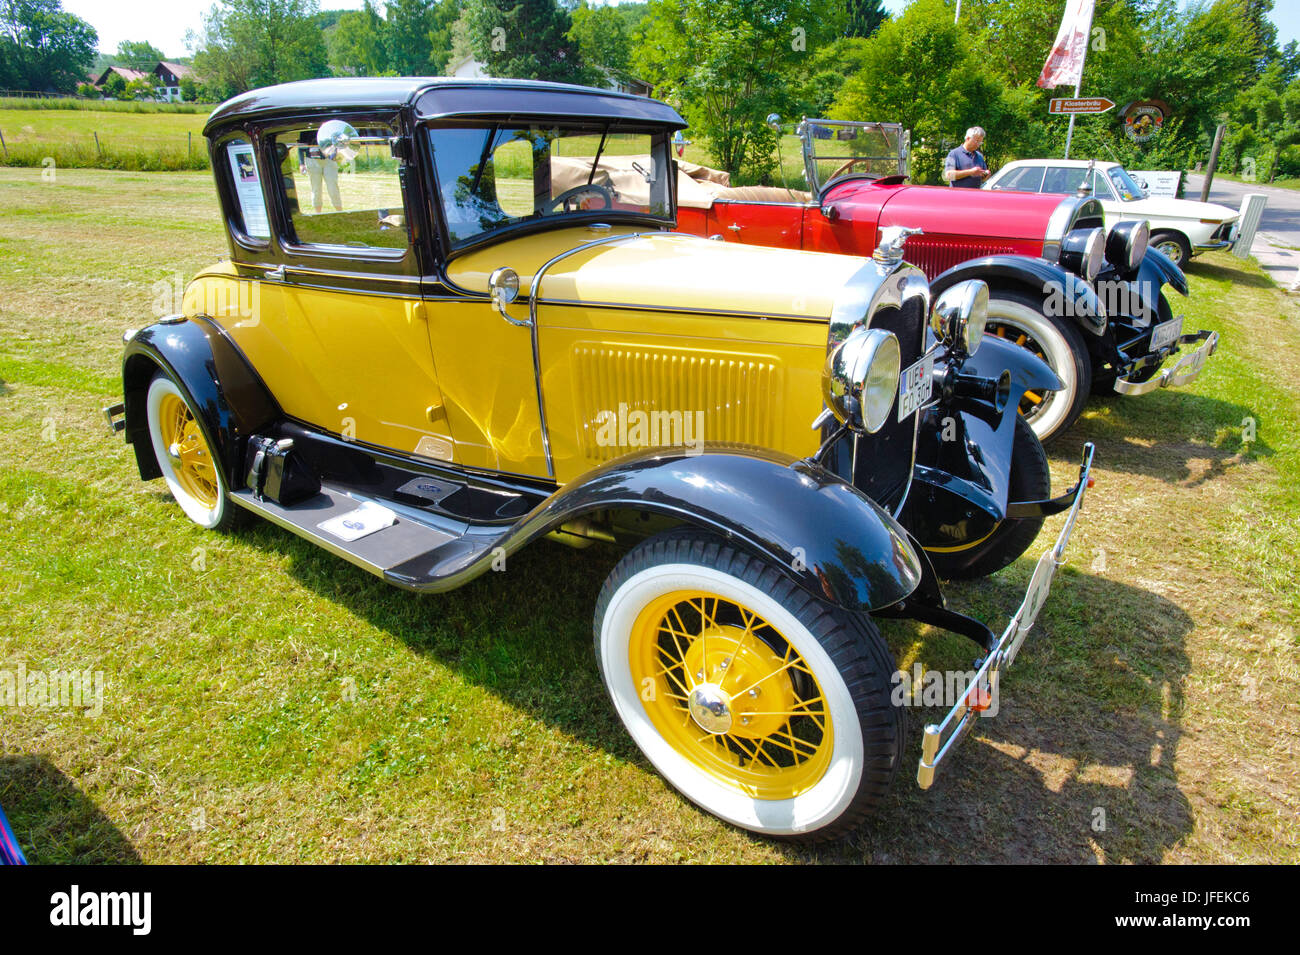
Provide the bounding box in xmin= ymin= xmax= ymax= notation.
xmin=121 ymin=316 xmax=279 ymax=484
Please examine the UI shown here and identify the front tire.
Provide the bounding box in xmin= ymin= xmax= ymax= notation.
xmin=926 ymin=415 xmax=1050 ymax=580
xmin=986 ymin=288 xmax=1092 ymax=443
xmin=145 ymin=372 xmax=235 ymax=531
xmin=1150 ymin=231 xmax=1191 ymax=267
xmin=593 ymin=530 xmax=902 ymax=841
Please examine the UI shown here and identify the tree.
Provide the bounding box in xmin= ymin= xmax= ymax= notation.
xmin=329 ymin=0 xmax=388 ymax=75
xmin=116 ymin=39 xmax=165 ymax=72
xmin=845 ymin=0 xmax=888 ymax=38
xmin=637 ymin=0 xmax=844 ymax=181
xmin=829 ymin=0 xmax=1010 ymax=183
xmin=0 ymin=0 xmax=98 ymax=92
xmin=101 ymin=70 xmax=126 ymax=98
xmin=189 ymin=0 xmax=329 ymax=98
xmin=463 ymin=0 xmax=593 ymax=85
xmin=570 ymin=1 xmax=633 ymax=85
xmin=385 ymin=0 xmax=434 ymax=75
xmin=179 ymin=74 xmax=200 ymax=101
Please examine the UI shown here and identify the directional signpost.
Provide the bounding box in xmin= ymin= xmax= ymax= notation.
xmin=1049 ymin=97 xmax=1116 ymax=115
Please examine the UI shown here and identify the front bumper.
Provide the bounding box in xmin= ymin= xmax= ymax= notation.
xmin=916 ymin=442 xmax=1094 ymax=789
xmin=1113 ymin=328 xmax=1219 ymax=396
xmin=1193 ymin=239 xmax=1234 ymax=253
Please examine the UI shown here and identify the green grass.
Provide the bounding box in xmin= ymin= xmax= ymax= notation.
xmin=0 ymin=107 xmax=211 ymax=171
xmin=0 ymin=167 xmax=1297 ymax=863
xmin=0 ymin=96 xmax=210 ymax=113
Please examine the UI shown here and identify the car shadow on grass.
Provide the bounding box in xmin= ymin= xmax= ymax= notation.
xmin=246 ymin=516 xmax=1193 ymax=863
xmin=1053 ymin=389 xmax=1272 ymax=487
xmin=1183 ymin=259 xmax=1278 ymax=290
xmin=0 ymin=754 xmax=141 ymax=863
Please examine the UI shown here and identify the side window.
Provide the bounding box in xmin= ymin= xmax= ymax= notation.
xmin=1089 ymin=169 xmax=1116 ymax=201
xmin=993 ymin=165 xmax=1045 ymax=192
xmin=223 ymin=138 xmax=270 ymax=239
xmin=270 ymin=120 xmax=408 ymax=253
xmin=1041 ymin=166 xmax=1087 ymax=195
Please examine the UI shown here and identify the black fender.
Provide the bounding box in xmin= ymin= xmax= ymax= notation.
xmin=930 ymin=254 xmax=1107 ymax=337
xmin=392 ymin=446 xmax=925 ymax=614
xmin=121 ymin=316 xmax=279 ymax=485
xmin=1138 ymin=245 xmax=1189 ymax=297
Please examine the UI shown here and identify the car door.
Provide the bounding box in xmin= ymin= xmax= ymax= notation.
xmin=218 ymin=116 xmax=458 ymax=463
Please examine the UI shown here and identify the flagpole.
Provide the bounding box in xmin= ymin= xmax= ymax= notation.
xmin=1063 ymin=2 xmax=1096 ymax=160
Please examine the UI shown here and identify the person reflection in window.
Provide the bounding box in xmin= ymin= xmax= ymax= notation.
xmin=297 ymin=133 xmax=342 ymax=214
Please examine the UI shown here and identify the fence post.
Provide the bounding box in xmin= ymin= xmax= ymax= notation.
xmin=0 ymin=128 xmax=6 ymax=159
xmin=188 ymin=131 xmax=192 ymax=156
xmin=94 ymin=131 xmax=102 ymax=157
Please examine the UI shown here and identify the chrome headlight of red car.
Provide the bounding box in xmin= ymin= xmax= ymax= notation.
xmin=930 ymin=279 xmax=988 ymax=356
xmin=822 ymin=326 xmax=901 ymax=434
xmin=1059 ymin=226 xmax=1107 ymax=282
xmin=1105 ymin=219 xmax=1150 ymax=274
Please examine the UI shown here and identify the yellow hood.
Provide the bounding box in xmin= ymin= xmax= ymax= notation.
xmin=444 ymin=227 xmax=867 ymax=321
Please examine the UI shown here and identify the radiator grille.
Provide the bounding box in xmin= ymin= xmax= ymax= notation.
xmin=572 ymin=345 xmax=781 ymax=464
xmin=902 ymin=237 xmax=1018 ymax=280
xmin=851 ymin=295 xmax=926 ymax=513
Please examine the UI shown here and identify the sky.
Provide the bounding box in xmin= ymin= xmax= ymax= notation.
xmin=64 ymin=0 xmax=1300 ymax=60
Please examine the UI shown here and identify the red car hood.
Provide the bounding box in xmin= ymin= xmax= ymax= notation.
xmin=830 ymin=180 xmax=1064 ymax=246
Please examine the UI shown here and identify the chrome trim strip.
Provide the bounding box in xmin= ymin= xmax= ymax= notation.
xmin=532 ymin=297 xmax=825 ymax=323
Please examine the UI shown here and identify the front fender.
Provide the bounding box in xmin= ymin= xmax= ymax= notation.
xmin=960 ymin=332 xmax=1063 ymax=395
xmin=121 ymin=316 xmax=279 ymax=484
xmin=930 ymin=254 xmax=1107 ymax=337
xmin=1136 ymin=245 xmax=1189 ymax=297
xmin=501 ymin=447 xmax=924 ymax=613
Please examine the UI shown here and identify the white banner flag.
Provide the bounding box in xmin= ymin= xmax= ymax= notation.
xmin=1037 ymin=0 xmax=1096 ymax=89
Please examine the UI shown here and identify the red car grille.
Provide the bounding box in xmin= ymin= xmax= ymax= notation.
xmin=902 ymin=237 xmax=1018 ymax=280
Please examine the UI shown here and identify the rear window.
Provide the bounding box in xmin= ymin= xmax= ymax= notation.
xmin=269 ymin=120 xmax=409 ymax=253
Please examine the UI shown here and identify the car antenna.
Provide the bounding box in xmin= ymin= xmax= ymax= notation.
xmin=767 ymin=114 xmax=798 ymax=199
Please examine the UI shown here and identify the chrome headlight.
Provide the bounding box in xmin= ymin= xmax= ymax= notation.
xmin=822 ymin=327 xmax=901 ymax=434
xmin=1104 ymin=219 xmax=1149 ymax=274
xmin=930 ymin=279 xmax=988 ymax=356
xmin=1059 ymin=226 xmax=1106 ymax=282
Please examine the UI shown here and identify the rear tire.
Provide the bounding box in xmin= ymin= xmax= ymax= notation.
xmin=145 ymin=372 xmax=237 ymax=532
xmin=926 ymin=415 xmax=1050 ymax=580
xmin=593 ymin=529 xmax=902 ymax=842
xmin=986 ymin=288 xmax=1092 ymax=443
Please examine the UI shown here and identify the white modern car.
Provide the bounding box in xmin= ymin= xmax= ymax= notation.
xmin=984 ymin=158 xmax=1238 ymax=266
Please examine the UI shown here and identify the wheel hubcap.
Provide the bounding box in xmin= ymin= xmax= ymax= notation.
xmin=158 ymin=393 xmax=219 ymax=510
xmin=629 ymin=591 xmax=832 ymax=799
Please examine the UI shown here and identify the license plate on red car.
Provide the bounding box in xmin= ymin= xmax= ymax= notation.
xmin=898 ymin=353 xmax=935 ymax=421
xmin=1150 ymin=315 xmax=1183 ymax=352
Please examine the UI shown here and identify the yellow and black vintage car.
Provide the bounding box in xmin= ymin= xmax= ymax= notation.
xmin=105 ymin=78 xmax=1094 ymax=841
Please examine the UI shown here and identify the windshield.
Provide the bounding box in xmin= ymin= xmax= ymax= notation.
xmin=802 ymin=120 xmax=905 ymax=194
xmin=428 ymin=123 xmax=674 ymax=248
xmin=1108 ymin=166 xmax=1146 ymax=201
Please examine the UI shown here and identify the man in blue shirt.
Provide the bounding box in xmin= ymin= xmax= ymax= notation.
xmin=943 ymin=127 xmax=989 ymax=188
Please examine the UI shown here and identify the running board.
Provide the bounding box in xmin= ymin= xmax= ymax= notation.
xmin=231 ymin=484 xmax=508 ymax=592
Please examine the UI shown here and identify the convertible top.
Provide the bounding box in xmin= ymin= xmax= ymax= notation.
xmin=204 ymin=77 xmax=687 ymax=137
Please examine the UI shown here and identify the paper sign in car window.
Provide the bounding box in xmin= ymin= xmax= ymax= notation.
xmin=227 ymin=141 xmax=270 ymax=238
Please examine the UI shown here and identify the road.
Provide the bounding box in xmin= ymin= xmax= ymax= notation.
xmin=1185 ymin=173 xmax=1300 ymax=288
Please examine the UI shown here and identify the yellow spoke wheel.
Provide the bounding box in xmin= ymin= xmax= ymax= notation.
xmin=145 ymin=373 xmax=232 ymax=530
xmin=595 ymin=531 xmax=903 ymax=841
xmin=629 ymin=591 xmax=832 ymax=800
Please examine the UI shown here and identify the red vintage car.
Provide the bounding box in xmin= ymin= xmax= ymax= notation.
xmin=672 ymin=119 xmax=1219 ymax=442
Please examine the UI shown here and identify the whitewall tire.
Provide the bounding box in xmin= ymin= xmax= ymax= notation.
xmin=145 ymin=373 xmax=232 ymax=530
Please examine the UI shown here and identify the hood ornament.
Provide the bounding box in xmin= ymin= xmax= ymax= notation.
xmin=873 ymin=225 xmax=922 ymax=266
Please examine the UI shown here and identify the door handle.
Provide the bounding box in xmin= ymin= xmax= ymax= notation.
xmin=265 ymin=265 xmax=285 ymax=281
xmin=727 ymin=224 xmax=743 ymax=232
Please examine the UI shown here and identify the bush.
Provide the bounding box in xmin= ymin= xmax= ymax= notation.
xmin=1277 ymin=144 xmax=1300 ymax=179
xmin=75 ymin=83 xmax=100 ymax=99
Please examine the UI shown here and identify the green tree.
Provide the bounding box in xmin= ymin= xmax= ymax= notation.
xmin=0 ymin=0 xmax=98 ymax=92
xmin=845 ymin=0 xmax=888 ymax=38
xmin=329 ymin=0 xmax=388 ymax=75
xmin=464 ymin=0 xmax=593 ymax=85
xmin=829 ymin=0 xmax=1009 ymax=183
xmin=385 ymin=0 xmax=434 ymax=75
xmin=116 ymin=39 xmax=165 ymax=72
xmin=570 ymin=1 xmax=633 ymax=85
xmin=179 ymin=74 xmax=200 ymax=101
xmin=189 ymin=0 xmax=329 ymax=97
xmin=637 ymin=0 xmax=844 ymax=181
xmin=101 ymin=70 xmax=126 ymax=97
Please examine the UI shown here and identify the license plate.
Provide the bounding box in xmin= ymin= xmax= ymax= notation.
xmin=1150 ymin=315 xmax=1183 ymax=352
xmin=898 ymin=353 xmax=935 ymax=421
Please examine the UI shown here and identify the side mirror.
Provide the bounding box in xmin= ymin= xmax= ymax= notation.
xmin=766 ymin=113 xmax=782 ymax=131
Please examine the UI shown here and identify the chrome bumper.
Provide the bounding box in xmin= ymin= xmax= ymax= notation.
xmin=102 ymin=401 xmax=125 ymax=435
xmin=1113 ymin=330 xmax=1219 ymax=396
xmin=917 ymin=442 xmax=1095 ymax=789
xmin=1193 ymin=239 xmax=1234 ymax=253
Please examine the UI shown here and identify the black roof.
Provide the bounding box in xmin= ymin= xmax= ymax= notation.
xmin=204 ymin=77 xmax=686 ymax=136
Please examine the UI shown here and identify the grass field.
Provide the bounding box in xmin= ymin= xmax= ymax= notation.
xmin=0 ymin=107 xmax=210 ymax=170
xmin=0 ymin=167 xmax=1297 ymax=864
